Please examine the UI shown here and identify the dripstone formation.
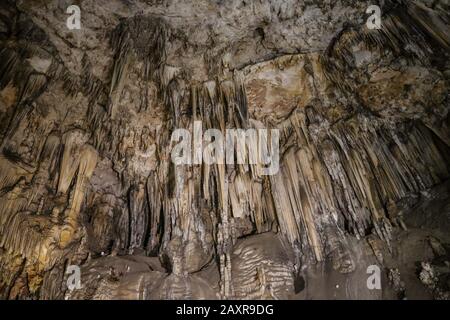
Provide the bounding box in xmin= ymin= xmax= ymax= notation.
xmin=0 ymin=0 xmax=449 ymax=300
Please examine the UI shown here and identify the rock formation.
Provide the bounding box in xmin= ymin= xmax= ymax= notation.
xmin=0 ymin=0 xmax=449 ymax=300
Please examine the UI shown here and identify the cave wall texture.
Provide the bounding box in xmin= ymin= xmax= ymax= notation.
xmin=0 ymin=0 xmax=449 ymax=300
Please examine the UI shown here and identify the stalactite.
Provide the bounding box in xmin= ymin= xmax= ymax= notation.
xmin=64 ymin=145 xmax=98 ymax=230
xmin=57 ymin=130 xmax=90 ymax=194
xmin=109 ymin=16 xmax=168 ymax=117
xmin=321 ymin=0 xmax=450 ymax=92
xmin=1 ymin=0 xmax=449 ymax=300
xmin=0 ymin=127 xmax=97 ymax=295
xmin=128 ymin=181 xmax=149 ymax=252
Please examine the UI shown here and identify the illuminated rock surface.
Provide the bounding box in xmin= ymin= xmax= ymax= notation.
xmin=0 ymin=0 xmax=449 ymax=300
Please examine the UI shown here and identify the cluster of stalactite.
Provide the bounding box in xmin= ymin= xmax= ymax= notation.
xmin=321 ymin=0 xmax=450 ymax=92
xmin=157 ymin=84 xmax=450 ymax=297
xmin=0 ymin=0 xmax=449 ymax=299
xmin=0 ymin=129 xmax=97 ymax=296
